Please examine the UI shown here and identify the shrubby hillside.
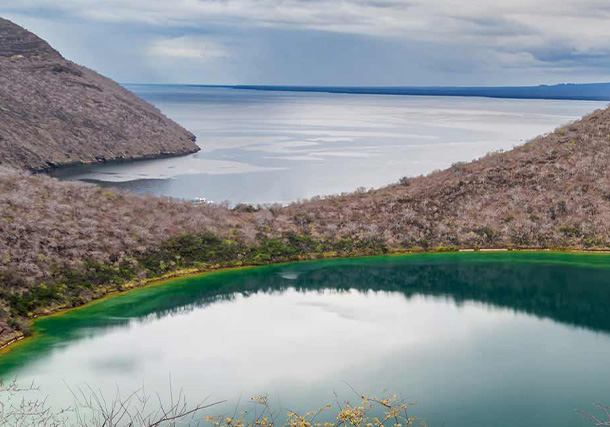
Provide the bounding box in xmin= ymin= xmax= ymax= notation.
xmin=276 ymin=105 xmax=610 ymax=249
xmin=0 ymin=18 xmax=199 ymax=171
xmin=2 ymin=104 xmax=610 ymax=344
xmin=2 ymin=15 xmax=610 ymax=347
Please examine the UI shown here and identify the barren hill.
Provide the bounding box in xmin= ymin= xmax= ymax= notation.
xmin=0 ymin=18 xmax=199 ymax=171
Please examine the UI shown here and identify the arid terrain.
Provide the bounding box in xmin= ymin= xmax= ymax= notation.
xmin=0 ymin=18 xmax=199 ymax=171
xmin=1 ymin=16 xmax=610 ymax=346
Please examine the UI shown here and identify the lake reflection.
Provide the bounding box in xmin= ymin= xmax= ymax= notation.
xmin=49 ymin=86 xmax=607 ymax=204
xmin=2 ymin=253 xmax=610 ymax=426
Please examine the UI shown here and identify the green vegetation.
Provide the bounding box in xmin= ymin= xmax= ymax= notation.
xmin=0 ymin=232 xmax=390 ymax=332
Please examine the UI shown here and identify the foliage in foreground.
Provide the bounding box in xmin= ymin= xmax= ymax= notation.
xmin=578 ymin=404 xmax=610 ymax=426
xmin=0 ymin=379 xmax=420 ymax=427
xmin=2 ymin=378 xmax=608 ymax=426
xmin=206 ymin=394 xmax=420 ymax=427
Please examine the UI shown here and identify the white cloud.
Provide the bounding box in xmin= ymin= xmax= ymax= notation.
xmin=6 ymin=0 xmax=610 ymax=49
xmin=3 ymin=0 xmax=610 ymax=84
xmin=149 ymin=36 xmax=228 ymax=61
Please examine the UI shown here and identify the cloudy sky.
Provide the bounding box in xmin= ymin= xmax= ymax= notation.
xmin=2 ymin=0 xmax=610 ymax=86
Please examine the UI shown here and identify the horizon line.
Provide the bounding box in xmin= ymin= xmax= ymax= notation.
xmin=122 ymin=82 xmax=610 ymax=102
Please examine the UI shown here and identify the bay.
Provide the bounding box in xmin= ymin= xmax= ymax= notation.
xmin=50 ymin=87 xmax=608 ymax=204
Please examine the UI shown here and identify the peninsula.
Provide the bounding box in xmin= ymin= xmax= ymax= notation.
xmin=0 ymin=18 xmax=199 ymax=171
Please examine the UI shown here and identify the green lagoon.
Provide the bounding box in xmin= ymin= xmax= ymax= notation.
xmin=2 ymin=252 xmax=610 ymax=426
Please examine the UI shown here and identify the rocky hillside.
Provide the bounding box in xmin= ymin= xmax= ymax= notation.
xmin=0 ymin=18 xmax=199 ymax=171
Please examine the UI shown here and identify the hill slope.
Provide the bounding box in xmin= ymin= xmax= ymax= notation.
xmin=0 ymin=18 xmax=199 ymax=171
xmin=2 ymin=16 xmax=610 ymax=348
xmin=1 ymin=103 xmax=610 ymax=345
xmin=275 ymin=105 xmax=610 ymax=249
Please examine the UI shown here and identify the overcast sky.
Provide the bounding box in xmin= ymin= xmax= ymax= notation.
xmin=2 ymin=1 xmax=610 ymax=86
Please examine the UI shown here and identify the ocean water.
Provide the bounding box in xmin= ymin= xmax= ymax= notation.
xmin=50 ymin=86 xmax=607 ymax=204
xmin=228 ymin=83 xmax=610 ymax=101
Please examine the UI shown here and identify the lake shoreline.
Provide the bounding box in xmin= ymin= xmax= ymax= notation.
xmin=3 ymin=246 xmax=610 ymax=355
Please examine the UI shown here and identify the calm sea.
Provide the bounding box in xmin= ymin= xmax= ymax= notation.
xmin=50 ymin=86 xmax=607 ymax=204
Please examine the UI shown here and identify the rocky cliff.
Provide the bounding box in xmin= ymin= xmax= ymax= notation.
xmin=0 ymin=18 xmax=199 ymax=171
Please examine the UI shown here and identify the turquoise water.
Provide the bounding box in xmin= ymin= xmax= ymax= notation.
xmin=1 ymin=252 xmax=610 ymax=426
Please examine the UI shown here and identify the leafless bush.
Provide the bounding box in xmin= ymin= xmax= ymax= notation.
xmin=0 ymin=379 xmax=67 ymax=427
xmin=0 ymin=378 xmax=224 ymax=427
xmin=578 ymin=404 xmax=610 ymax=426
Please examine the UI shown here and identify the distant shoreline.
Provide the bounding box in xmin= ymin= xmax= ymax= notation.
xmin=125 ymin=82 xmax=610 ymax=102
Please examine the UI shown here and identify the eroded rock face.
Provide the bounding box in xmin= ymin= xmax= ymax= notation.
xmin=0 ymin=18 xmax=200 ymax=171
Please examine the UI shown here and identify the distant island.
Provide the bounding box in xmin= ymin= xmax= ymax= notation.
xmin=2 ymin=16 xmax=610 ymax=349
xmin=198 ymin=83 xmax=610 ymax=101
